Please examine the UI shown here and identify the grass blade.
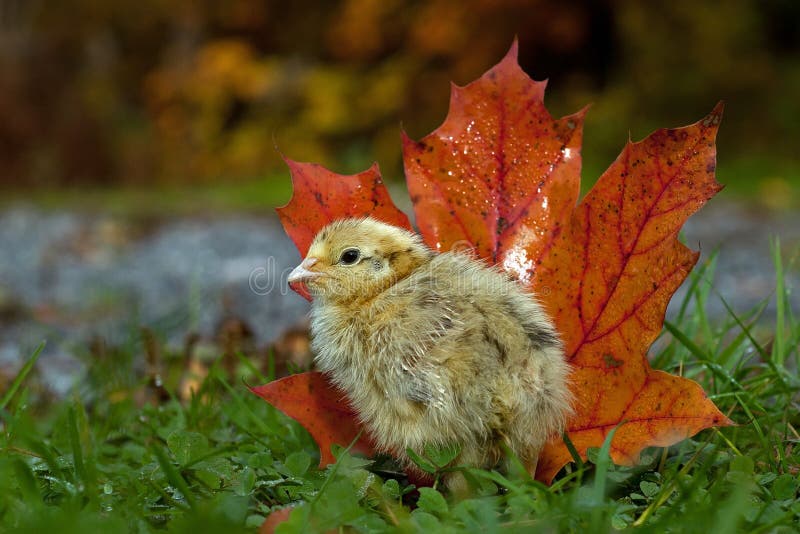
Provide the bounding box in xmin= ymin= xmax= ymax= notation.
xmin=592 ymin=423 xmax=621 ymax=505
xmin=67 ymin=404 xmax=87 ymax=487
xmin=770 ymin=238 xmax=786 ymax=366
xmin=0 ymin=342 xmax=45 ymax=411
xmin=152 ymin=443 xmax=197 ymax=510
xmin=235 ymin=350 xmax=268 ymax=384
xmin=588 ymin=423 xmax=622 ymax=529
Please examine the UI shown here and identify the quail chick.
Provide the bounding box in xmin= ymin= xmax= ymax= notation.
xmin=288 ymin=217 xmax=571 ymax=491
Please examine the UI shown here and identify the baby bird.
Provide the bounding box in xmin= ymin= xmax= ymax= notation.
xmin=288 ymin=217 xmax=571 ymax=490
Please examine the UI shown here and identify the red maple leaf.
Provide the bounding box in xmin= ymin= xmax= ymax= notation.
xmin=251 ymin=41 xmax=732 ymax=483
xmin=250 ymin=372 xmax=373 ymax=466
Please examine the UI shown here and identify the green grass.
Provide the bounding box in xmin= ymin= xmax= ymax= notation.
xmin=3 ymin=153 xmax=799 ymax=217
xmin=1 ymin=246 xmax=798 ymax=533
xmin=1 ymin=176 xmax=293 ymax=217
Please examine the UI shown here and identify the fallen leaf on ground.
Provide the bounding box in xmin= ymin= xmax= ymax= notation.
xmin=260 ymin=507 xmax=293 ymax=534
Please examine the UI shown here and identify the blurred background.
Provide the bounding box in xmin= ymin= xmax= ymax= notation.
xmin=1 ymin=0 xmax=798 ymax=201
xmin=0 ymin=0 xmax=798 ymax=392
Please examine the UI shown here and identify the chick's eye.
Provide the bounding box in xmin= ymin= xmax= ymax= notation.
xmin=339 ymin=248 xmax=360 ymax=265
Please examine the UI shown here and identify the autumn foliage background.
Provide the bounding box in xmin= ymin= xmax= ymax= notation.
xmin=0 ymin=0 xmax=798 ymax=208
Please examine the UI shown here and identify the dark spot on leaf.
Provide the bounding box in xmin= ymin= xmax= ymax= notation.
xmin=603 ymin=354 xmax=623 ymax=368
xmin=497 ymin=217 xmax=508 ymax=235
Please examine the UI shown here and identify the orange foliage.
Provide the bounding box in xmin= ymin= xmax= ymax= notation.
xmin=276 ymin=160 xmax=411 ymax=258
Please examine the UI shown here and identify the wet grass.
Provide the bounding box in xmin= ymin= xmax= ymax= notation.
xmin=0 ymin=243 xmax=798 ymax=533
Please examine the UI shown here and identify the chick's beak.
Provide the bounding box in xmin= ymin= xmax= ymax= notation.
xmin=288 ymin=257 xmax=323 ymax=284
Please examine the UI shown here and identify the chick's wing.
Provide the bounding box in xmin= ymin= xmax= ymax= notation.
xmin=370 ymin=256 xmax=511 ymax=409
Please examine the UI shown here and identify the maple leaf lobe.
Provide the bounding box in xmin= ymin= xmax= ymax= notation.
xmin=276 ymin=158 xmax=411 ymax=259
xmin=533 ymin=103 xmax=730 ymax=482
xmin=250 ymin=372 xmax=375 ymax=467
xmin=403 ymin=41 xmax=586 ymax=281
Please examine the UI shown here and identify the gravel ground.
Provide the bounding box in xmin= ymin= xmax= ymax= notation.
xmin=0 ymin=200 xmax=797 ymax=395
xmin=676 ymin=199 xmax=799 ymax=318
xmin=0 ymin=207 xmax=310 ymax=394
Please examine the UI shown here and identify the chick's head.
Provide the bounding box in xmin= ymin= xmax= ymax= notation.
xmin=288 ymin=218 xmax=431 ymax=304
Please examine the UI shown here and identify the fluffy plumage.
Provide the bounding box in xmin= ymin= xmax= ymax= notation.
xmin=288 ymin=217 xmax=571 ymax=490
